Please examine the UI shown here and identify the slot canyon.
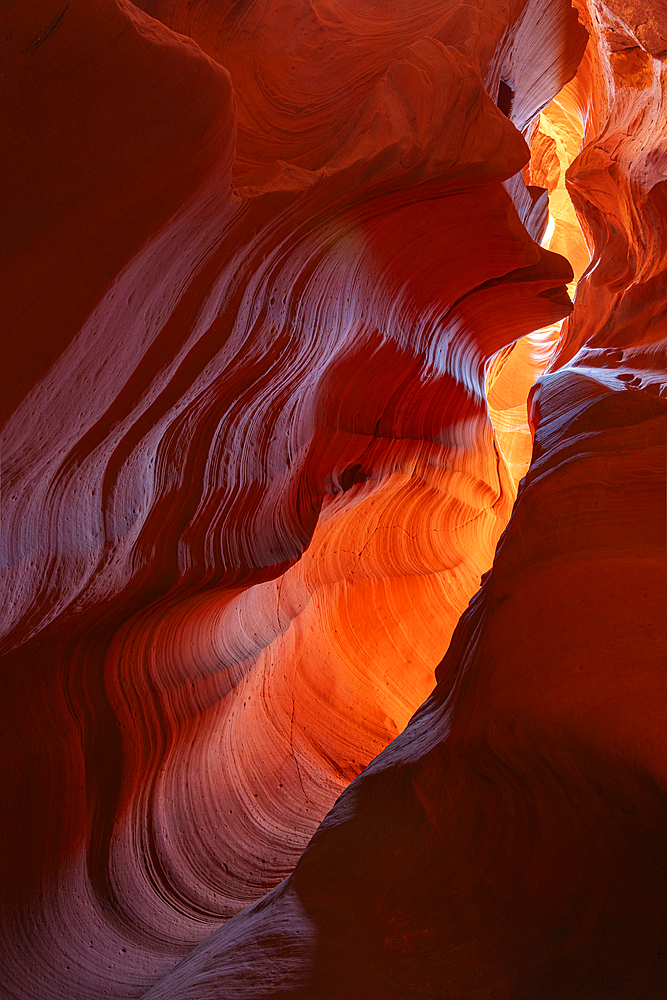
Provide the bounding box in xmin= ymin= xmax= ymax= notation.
xmin=2 ymin=0 xmax=667 ymax=996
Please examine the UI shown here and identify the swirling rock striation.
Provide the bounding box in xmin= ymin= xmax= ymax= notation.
xmin=146 ymin=369 xmax=667 ymax=999
xmin=0 ymin=0 xmax=598 ymax=997
xmin=146 ymin=0 xmax=667 ymax=997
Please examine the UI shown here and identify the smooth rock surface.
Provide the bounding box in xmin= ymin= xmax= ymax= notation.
xmin=6 ymin=0 xmax=666 ymax=997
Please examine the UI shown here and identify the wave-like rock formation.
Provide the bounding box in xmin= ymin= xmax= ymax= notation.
xmin=147 ymin=359 xmax=667 ymax=999
xmin=139 ymin=1 xmax=667 ymax=996
xmin=4 ymin=0 xmax=666 ymax=996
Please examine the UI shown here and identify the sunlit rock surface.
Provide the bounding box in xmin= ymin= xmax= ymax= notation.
xmin=140 ymin=1 xmax=667 ymax=996
xmin=148 ymin=360 xmax=667 ymax=999
xmin=5 ymin=0 xmax=666 ymax=997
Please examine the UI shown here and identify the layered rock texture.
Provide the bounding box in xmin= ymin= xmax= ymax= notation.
xmin=2 ymin=0 xmax=666 ymax=997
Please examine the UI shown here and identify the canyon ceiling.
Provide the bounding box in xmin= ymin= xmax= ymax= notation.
xmin=2 ymin=0 xmax=667 ymax=997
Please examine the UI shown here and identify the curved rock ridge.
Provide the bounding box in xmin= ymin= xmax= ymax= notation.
xmin=1 ymin=1 xmax=587 ymax=998
xmin=141 ymin=1 xmax=667 ymax=997
xmin=145 ymin=367 xmax=667 ymax=1000
xmin=147 ymin=367 xmax=667 ymax=1000
xmin=556 ymin=0 xmax=667 ymax=369
xmin=135 ymin=0 xmax=586 ymax=187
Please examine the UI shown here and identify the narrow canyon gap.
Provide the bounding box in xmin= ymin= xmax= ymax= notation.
xmin=1 ymin=1 xmax=667 ymax=998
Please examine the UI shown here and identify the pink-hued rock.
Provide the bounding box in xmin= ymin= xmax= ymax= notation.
xmin=138 ymin=1 xmax=667 ymax=996
xmin=146 ymin=364 xmax=667 ymax=999
xmin=24 ymin=0 xmax=667 ymax=997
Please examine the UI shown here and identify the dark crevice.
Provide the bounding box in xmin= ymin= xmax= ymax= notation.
xmin=497 ymin=79 xmax=514 ymax=117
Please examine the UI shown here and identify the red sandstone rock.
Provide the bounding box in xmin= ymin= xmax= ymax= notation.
xmin=17 ymin=0 xmax=667 ymax=997
xmin=136 ymin=2 xmax=667 ymax=995
xmin=146 ymin=368 xmax=667 ymax=999
xmin=143 ymin=0 xmax=667 ymax=974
